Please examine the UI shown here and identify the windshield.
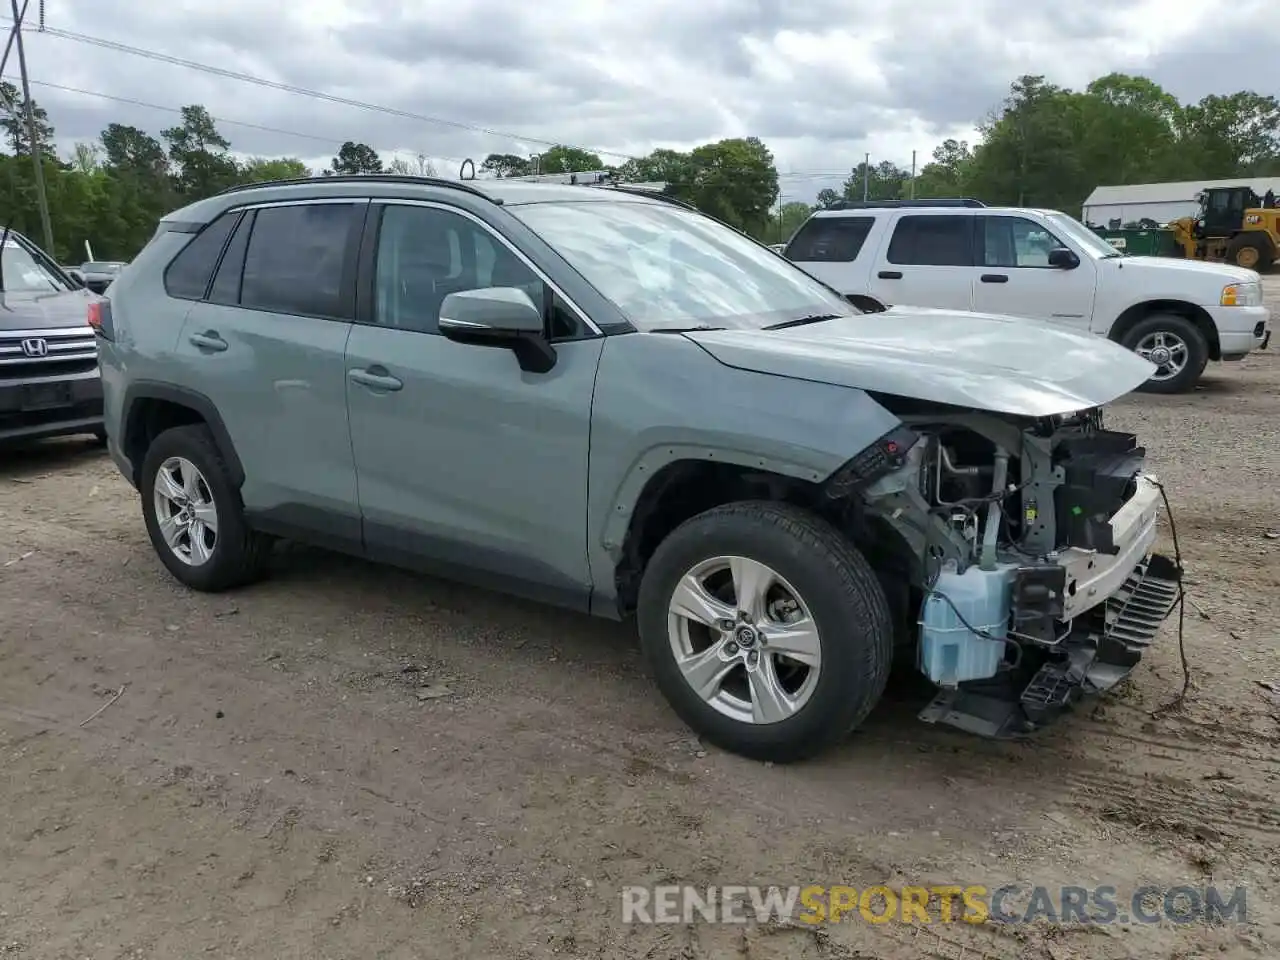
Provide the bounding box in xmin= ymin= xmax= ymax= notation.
xmin=3 ymin=235 xmax=76 ymax=293
xmin=1045 ymin=212 xmax=1122 ymax=259
xmin=510 ymin=200 xmax=858 ymax=330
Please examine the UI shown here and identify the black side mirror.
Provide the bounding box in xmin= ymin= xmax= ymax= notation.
xmin=439 ymin=286 xmax=556 ymax=373
xmin=1047 ymin=247 xmax=1080 ymax=269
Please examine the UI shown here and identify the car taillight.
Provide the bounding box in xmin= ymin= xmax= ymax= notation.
xmin=87 ymin=299 xmax=114 ymax=341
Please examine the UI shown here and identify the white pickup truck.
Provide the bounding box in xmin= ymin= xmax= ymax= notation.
xmin=784 ymin=200 xmax=1271 ymax=393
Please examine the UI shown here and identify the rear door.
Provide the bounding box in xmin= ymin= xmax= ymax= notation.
xmin=172 ymin=199 xmax=366 ymax=542
xmin=970 ymin=215 xmax=1097 ymax=329
xmin=867 ymin=213 xmax=976 ymax=309
xmin=783 ymin=215 xmax=878 ymax=293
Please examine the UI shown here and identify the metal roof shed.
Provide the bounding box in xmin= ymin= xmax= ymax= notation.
xmin=1082 ymin=177 xmax=1280 ymax=226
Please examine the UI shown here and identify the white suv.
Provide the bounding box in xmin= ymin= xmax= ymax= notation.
xmin=785 ymin=200 xmax=1271 ymax=393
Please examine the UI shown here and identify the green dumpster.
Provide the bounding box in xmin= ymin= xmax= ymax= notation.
xmin=1091 ymin=227 xmax=1177 ymax=258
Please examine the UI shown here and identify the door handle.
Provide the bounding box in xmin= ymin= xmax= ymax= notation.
xmin=877 ymin=270 xmax=903 ymax=280
xmin=188 ymin=331 xmax=228 ymax=352
xmin=980 ymin=274 xmax=1009 ymax=283
xmin=348 ymin=366 xmax=403 ymax=392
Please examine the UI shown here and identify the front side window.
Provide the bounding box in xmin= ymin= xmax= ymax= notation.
xmin=374 ymin=205 xmax=543 ymax=335
xmin=239 ymin=203 xmax=361 ymax=319
xmin=886 ymin=215 xmax=974 ymax=266
xmin=1043 ymin=212 xmax=1122 ymax=259
xmin=510 ymin=200 xmax=858 ymax=331
xmin=981 ymin=216 xmax=1069 ymax=268
xmin=371 ymin=205 xmax=588 ymax=340
xmin=1 ymin=233 xmax=76 ymax=293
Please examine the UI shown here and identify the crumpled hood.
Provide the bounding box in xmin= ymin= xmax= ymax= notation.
xmin=0 ymin=288 xmax=94 ymax=331
xmin=684 ymin=306 xmax=1157 ymax=417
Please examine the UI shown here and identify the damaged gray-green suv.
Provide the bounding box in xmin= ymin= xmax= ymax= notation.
xmin=94 ymin=173 xmax=1179 ymax=762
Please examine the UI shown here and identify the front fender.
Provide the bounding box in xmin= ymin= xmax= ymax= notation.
xmin=585 ymin=333 xmax=902 ymax=612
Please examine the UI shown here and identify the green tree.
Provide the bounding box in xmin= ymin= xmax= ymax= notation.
xmin=965 ymin=75 xmax=1083 ymax=209
xmin=240 ymin=157 xmax=311 ymax=182
xmin=686 ymin=137 xmax=780 ymax=236
xmin=535 ymin=145 xmax=604 ymax=173
xmin=162 ymin=105 xmax=240 ymax=197
xmin=100 ymin=124 xmax=170 ymax=180
xmin=773 ymin=200 xmax=814 ymax=244
xmin=0 ymin=81 xmax=56 ymax=159
xmin=480 ymin=153 xmax=532 ymax=177
xmin=912 ymin=139 xmax=974 ymax=198
xmin=842 ymin=160 xmax=909 ymax=202
xmin=617 ymin=148 xmax=696 ymax=186
xmin=329 ymin=141 xmax=383 ymax=175
xmin=69 ymin=142 xmax=102 ymax=175
xmin=1177 ymin=91 xmax=1280 ymax=177
xmin=815 ymin=187 xmax=840 ymax=209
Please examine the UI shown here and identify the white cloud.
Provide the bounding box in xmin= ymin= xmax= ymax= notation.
xmin=6 ymin=0 xmax=1277 ymax=201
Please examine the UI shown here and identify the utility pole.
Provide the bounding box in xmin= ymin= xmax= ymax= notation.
xmin=862 ymin=153 xmax=870 ymax=202
xmin=910 ymin=150 xmax=916 ymax=199
xmin=8 ymin=0 xmax=53 ymax=253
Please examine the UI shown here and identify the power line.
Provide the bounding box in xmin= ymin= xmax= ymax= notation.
xmin=6 ymin=18 xmax=926 ymax=184
xmin=21 ymin=79 xmax=868 ymax=185
xmin=23 ymin=78 xmax=471 ymax=168
xmin=8 ymin=18 xmax=642 ymax=161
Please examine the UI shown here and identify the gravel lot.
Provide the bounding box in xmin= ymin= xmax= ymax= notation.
xmin=2 ymin=284 xmax=1278 ymax=960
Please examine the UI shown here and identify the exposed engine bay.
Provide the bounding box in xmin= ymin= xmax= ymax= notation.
xmin=827 ymin=403 xmax=1181 ymax=738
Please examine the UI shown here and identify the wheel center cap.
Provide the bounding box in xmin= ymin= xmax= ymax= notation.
xmin=1150 ymin=346 xmax=1170 ymax=365
xmin=734 ymin=626 xmax=757 ymax=648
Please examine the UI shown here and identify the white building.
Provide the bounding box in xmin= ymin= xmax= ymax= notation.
xmin=1082 ymin=177 xmax=1280 ymax=227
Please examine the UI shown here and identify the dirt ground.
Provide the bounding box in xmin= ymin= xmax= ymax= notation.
xmin=2 ymin=288 xmax=1278 ymax=960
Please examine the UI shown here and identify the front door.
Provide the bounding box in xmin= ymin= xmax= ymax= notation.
xmin=970 ymin=215 xmax=1097 ymax=330
xmin=344 ymin=200 xmax=604 ymax=610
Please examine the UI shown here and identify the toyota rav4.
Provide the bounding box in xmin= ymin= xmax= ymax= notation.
xmin=94 ymin=175 xmax=1179 ymax=762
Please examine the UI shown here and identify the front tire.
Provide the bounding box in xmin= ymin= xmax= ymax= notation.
xmin=1122 ymin=313 xmax=1209 ymax=394
xmin=636 ymin=501 xmax=893 ymax=763
xmin=139 ymin=424 xmax=270 ymax=592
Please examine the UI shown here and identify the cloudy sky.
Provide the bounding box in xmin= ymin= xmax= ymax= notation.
xmin=5 ymin=0 xmax=1278 ymax=200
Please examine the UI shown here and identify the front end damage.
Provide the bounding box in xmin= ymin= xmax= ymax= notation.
xmin=826 ymin=404 xmax=1180 ymax=738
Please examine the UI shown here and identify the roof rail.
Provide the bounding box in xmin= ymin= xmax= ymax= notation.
xmin=598 ymin=184 xmax=696 ymax=210
xmin=826 ymin=198 xmax=986 ymax=210
xmin=215 ymin=173 xmax=499 ymax=203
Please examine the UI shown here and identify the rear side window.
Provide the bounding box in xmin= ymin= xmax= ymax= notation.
xmin=239 ymin=203 xmax=362 ymax=320
xmin=163 ymin=213 xmax=238 ymax=300
xmin=785 ymin=216 xmax=874 ymax=262
xmin=886 ymin=215 xmax=974 ymax=266
xmin=208 ymin=212 xmax=252 ymax=305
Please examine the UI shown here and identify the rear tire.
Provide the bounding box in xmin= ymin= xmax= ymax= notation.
xmin=636 ymin=501 xmax=893 ymax=763
xmin=139 ymin=424 xmax=270 ymax=592
xmin=1122 ymin=313 xmax=1209 ymax=394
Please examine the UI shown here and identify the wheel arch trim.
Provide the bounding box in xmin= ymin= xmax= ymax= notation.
xmin=121 ymin=381 xmax=244 ymax=488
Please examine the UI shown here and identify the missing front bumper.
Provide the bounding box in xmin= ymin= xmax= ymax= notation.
xmin=918 ymin=552 xmax=1181 ymax=739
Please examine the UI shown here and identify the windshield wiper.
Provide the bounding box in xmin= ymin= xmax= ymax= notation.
xmin=763 ymin=313 xmax=841 ymax=331
xmin=650 ymin=325 xmax=727 ymax=333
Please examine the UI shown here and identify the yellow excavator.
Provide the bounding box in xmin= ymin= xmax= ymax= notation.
xmin=1169 ymin=186 xmax=1280 ymax=272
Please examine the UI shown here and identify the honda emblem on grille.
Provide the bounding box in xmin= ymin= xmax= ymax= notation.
xmin=20 ymin=337 xmax=48 ymax=358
